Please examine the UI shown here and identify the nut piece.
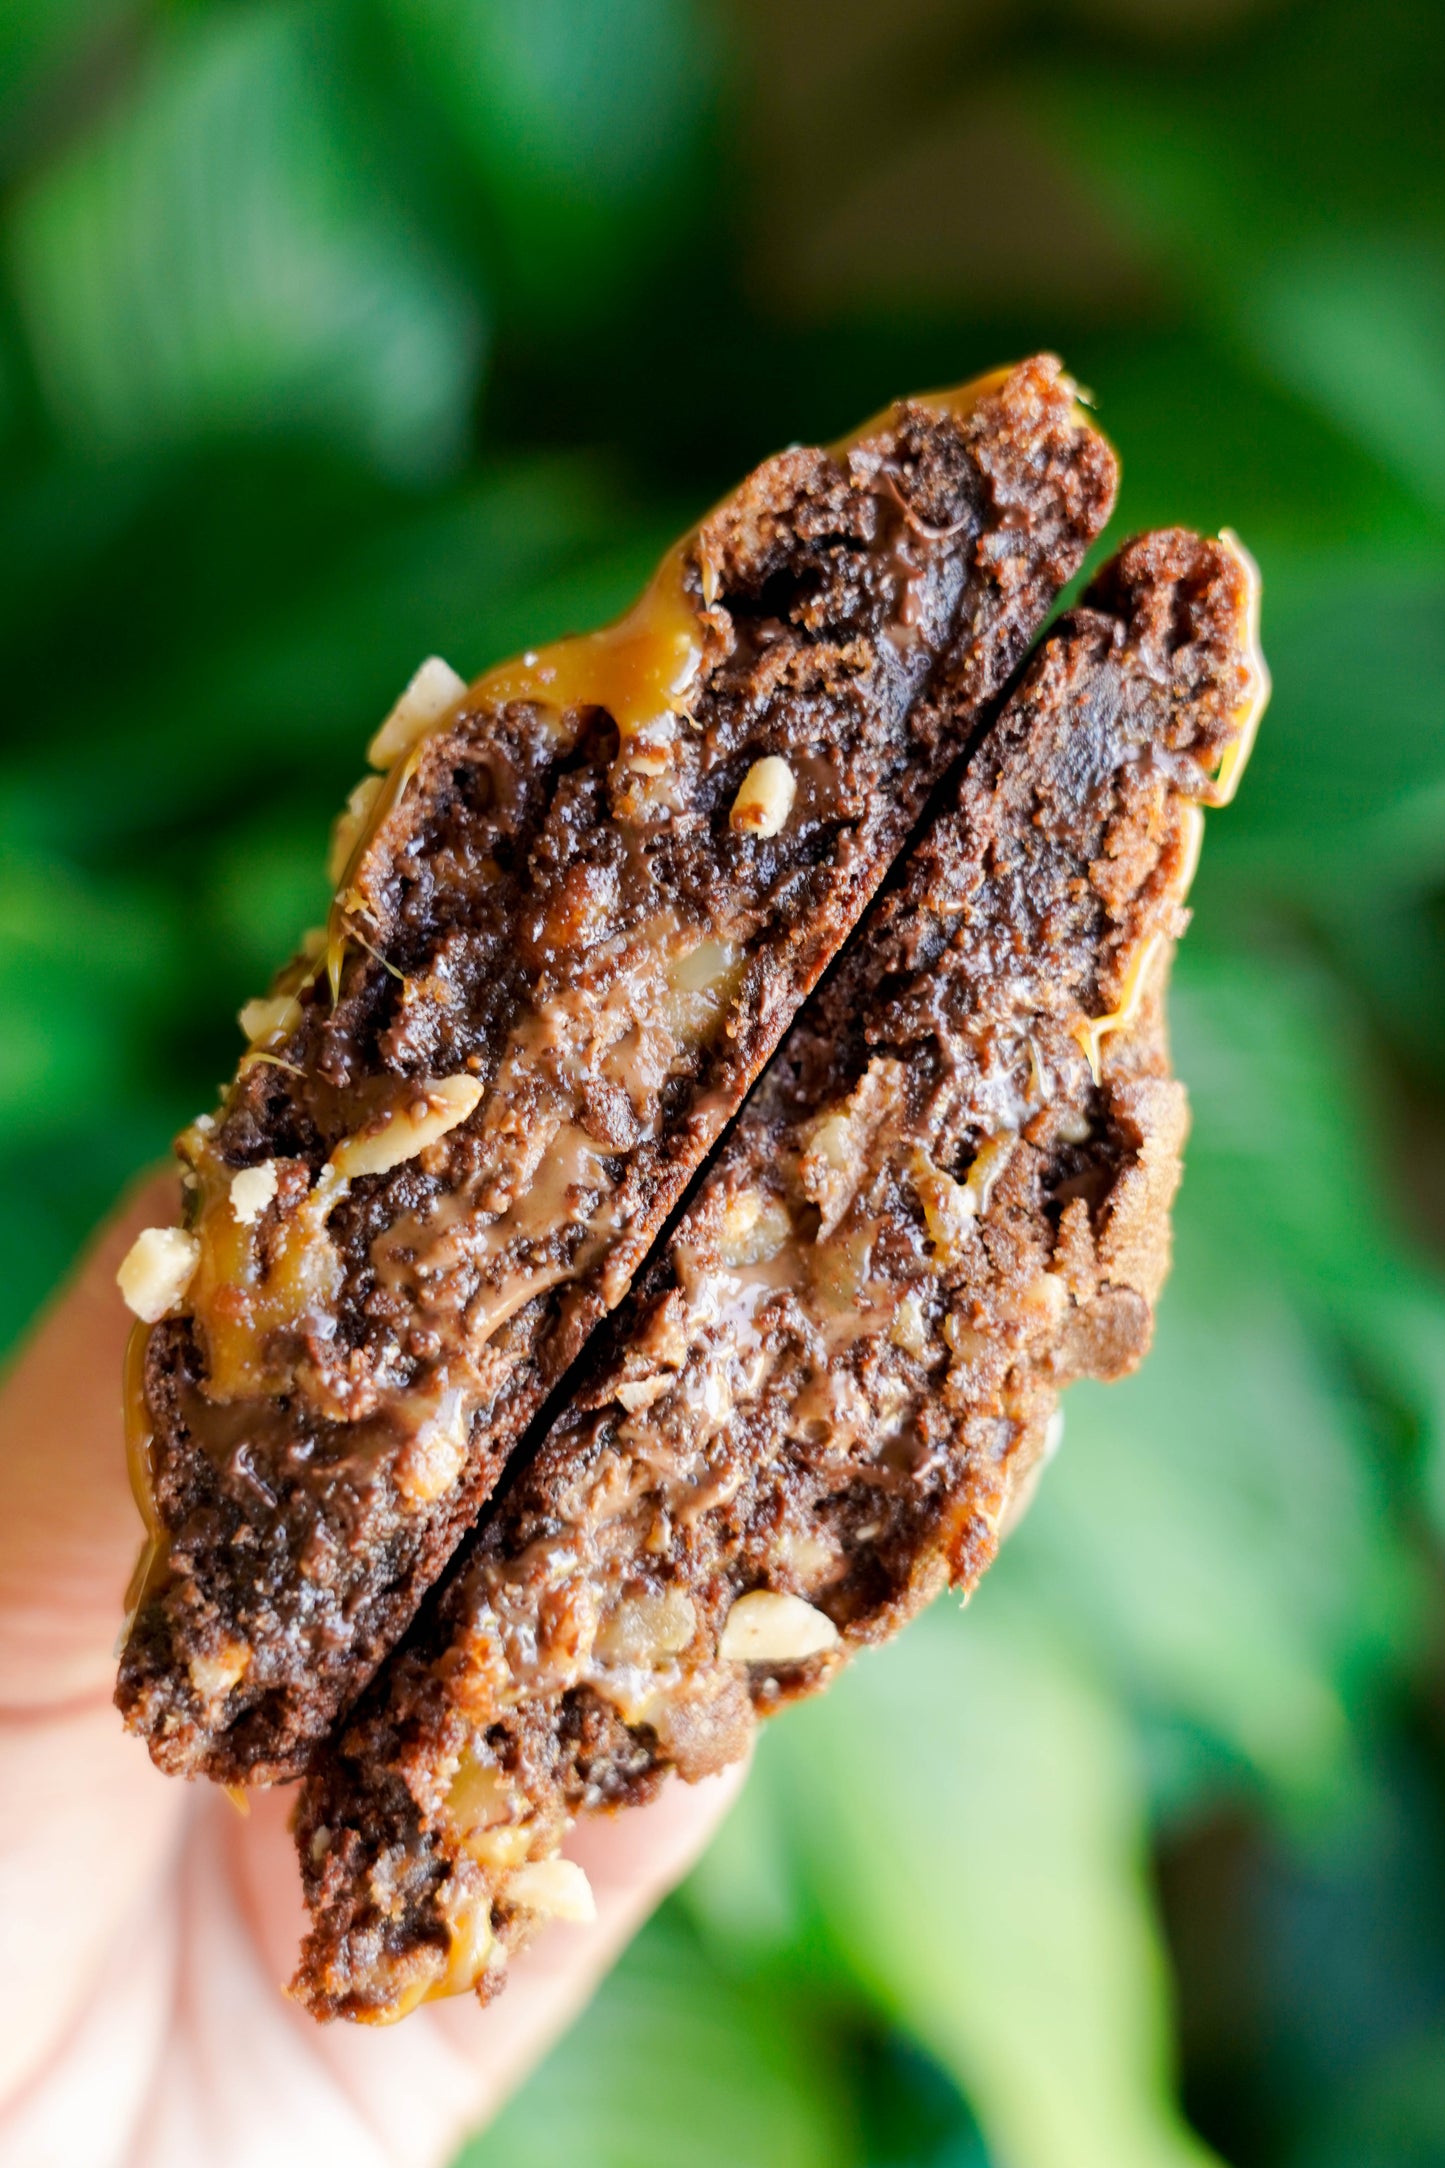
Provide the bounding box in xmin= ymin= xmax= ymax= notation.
xmin=615 ymin=1373 xmax=673 ymax=1415
xmin=718 ymin=1589 xmax=840 ymax=1665
xmin=729 ymin=755 xmax=796 ymax=838
xmin=187 ymin=1641 xmax=250 ymax=1704
xmin=507 ymin=1858 xmax=597 ymax=1923
xmin=910 ymin=1149 xmax=976 ymax=1265
xmin=965 ymin=1134 xmax=1016 ymax=1215
xmin=117 ymin=1226 xmax=201 ymax=1323
xmin=719 ymin=1188 xmax=792 ymax=1268
xmin=663 ymin=937 xmax=744 ymax=1043
xmin=890 ymin=1287 xmax=931 ymax=1358
xmin=331 ymin=1074 xmax=483 ymax=1181
xmin=229 ymin=1161 xmax=280 ymax=1225
xmin=238 ymin=993 xmax=301 ymax=1046
xmin=437 ymin=1901 xmax=495 ymax=1998
xmin=326 ymin=774 xmax=384 ymax=886
xmin=395 ymin=1385 xmax=470 ymax=1506
xmin=594 ymin=1586 xmax=697 ymax=1665
xmin=367 ymin=655 xmax=467 ymax=770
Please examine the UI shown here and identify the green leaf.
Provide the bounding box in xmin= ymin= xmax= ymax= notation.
xmin=7 ymin=3 xmax=484 ymax=477
xmin=1241 ymin=239 xmax=1445 ymax=521
xmin=0 ymin=460 xmax=674 ymax=850
xmin=1009 ymin=1259 xmax=1416 ymax=1813
xmin=381 ymin=0 xmax=720 ymax=309
xmin=752 ymin=1605 xmax=1218 ymax=2168
xmin=1170 ymin=943 xmax=1445 ymax=1475
xmin=1199 ymin=562 xmax=1445 ymax=896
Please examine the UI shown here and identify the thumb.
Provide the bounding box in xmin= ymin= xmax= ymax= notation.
xmin=0 ymin=1171 xmax=176 ymax=1710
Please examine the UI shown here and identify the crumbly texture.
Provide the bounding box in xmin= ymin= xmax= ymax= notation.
xmin=117 ymin=358 xmax=1116 ymax=1784
xmin=292 ymin=528 xmax=1264 ymax=2023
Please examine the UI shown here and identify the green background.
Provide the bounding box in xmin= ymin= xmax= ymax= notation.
xmin=4 ymin=2 xmax=1444 ymax=2161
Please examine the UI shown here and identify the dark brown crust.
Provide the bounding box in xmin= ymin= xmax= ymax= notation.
xmin=117 ymin=359 xmax=1116 ymax=1783
xmin=292 ymin=529 xmax=1262 ymax=2022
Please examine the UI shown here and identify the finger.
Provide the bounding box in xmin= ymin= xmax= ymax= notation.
xmin=230 ymin=1761 xmax=749 ymax=2165
xmin=0 ymin=1171 xmax=178 ymax=1708
xmin=0 ymin=1177 xmax=186 ymax=2110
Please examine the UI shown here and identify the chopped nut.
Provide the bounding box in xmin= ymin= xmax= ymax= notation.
xmin=117 ymin=1225 xmax=201 ymax=1323
xmin=367 ymin=655 xmax=467 ymax=769
xmin=909 ymin=1149 xmax=976 ymax=1265
xmin=238 ymin=992 xmax=301 ymax=1046
xmin=943 ymin=1311 xmax=990 ymax=1365
xmin=890 ymin=1286 xmax=931 ymax=1358
xmin=718 ymin=1589 xmax=840 ymax=1664
xmin=326 ymin=774 xmax=384 ymax=887
xmin=965 ymin=1134 xmax=1016 ymax=1216
xmin=187 ymin=1642 xmax=250 ymax=1704
xmin=594 ymin=1586 xmax=697 ymax=1665
xmin=446 ymin=1753 xmax=516 ymax=1836
xmin=774 ymin=1529 xmax=837 ymax=1583
xmin=467 ymin=1822 xmax=534 ymax=1871
xmin=615 ymin=1373 xmax=673 ymax=1414
xmin=664 ymin=937 xmax=744 ymax=1042
xmin=799 ymin=1058 xmax=904 ymax=1237
xmin=437 ymin=1901 xmax=495 ymax=1997
xmin=229 ymin=1161 xmax=279 ymax=1225
xmin=395 ymin=1385 xmax=470 ymax=1505
xmin=720 ymin=1188 xmax=792 ymax=1268
xmin=729 ymin=755 xmax=796 ymax=838
xmin=508 ymin=1858 xmax=596 ymax=1923
xmin=331 ymin=1074 xmax=483 ymax=1181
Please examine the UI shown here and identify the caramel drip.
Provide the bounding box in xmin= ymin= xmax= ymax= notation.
xmin=121 ymin=1320 xmax=169 ymax=1628
xmin=1201 ymin=531 xmax=1269 ymax=808
xmin=180 ymin=1131 xmax=346 ymax=1404
xmin=327 ymin=542 xmax=707 ymax=999
xmin=471 ymin=539 xmax=704 ymax=749
xmin=324 ymin=364 xmax=1026 ymax=1004
xmin=830 ymin=364 xmax=1013 ymax=457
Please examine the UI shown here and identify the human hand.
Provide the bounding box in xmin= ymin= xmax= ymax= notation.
xmin=0 ymin=1176 xmax=743 ymax=2168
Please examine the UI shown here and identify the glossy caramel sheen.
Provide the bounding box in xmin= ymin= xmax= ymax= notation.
xmin=473 ymin=539 xmax=705 ymax=747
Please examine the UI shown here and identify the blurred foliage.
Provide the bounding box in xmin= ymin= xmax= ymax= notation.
xmin=2 ymin=1 xmax=1444 ymax=2163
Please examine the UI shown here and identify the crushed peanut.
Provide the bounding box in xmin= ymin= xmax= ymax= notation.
xmin=117 ymin=1226 xmax=201 ymax=1323
xmin=327 ymin=775 xmax=385 ymax=887
xmin=507 ymin=1858 xmax=596 ymax=1923
xmin=964 ymin=1134 xmax=1016 ymax=1216
xmin=718 ymin=1588 xmax=840 ymax=1664
xmin=729 ymin=755 xmax=796 ymax=838
xmin=890 ymin=1287 xmax=931 ymax=1358
xmin=367 ymin=655 xmax=467 ymax=770
xmin=615 ymin=1373 xmax=673 ymax=1414
xmin=663 ymin=937 xmax=744 ymax=1042
xmin=187 ymin=1642 xmax=250 ymax=1704
xmin=395 ymin=1386 xmax=470 ymax=1505
xmin=330 ymin=1074 xmax=483 ymax=1181
xmin=909 ymin=1149 xmax=976 ymax=1265
xmin=229 ymin=1161 xmax=280 ymax=1225
xmin=594 ymin=1586 xmax=696 ymax=1665
xmin=238 ymin=992 xmax=301 ymax=1046
xmin=719 ymin=1188 xmax=792 ymax=1268
xmin=434 ymin=1902 xmax=495 ymax=1999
